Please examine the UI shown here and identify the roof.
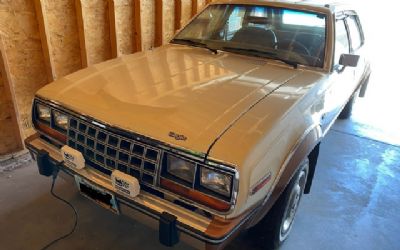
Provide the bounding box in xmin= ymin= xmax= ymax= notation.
xmin=210 ymin=0 xmax=355 ymax=13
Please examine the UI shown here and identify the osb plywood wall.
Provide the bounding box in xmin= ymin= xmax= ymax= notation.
xmin=163 ymin=0 xmax=174 ymax=44
xmin=0 ymin=0 xmax=213 ymax=155
xmin=81 ymin=0 xmax=112 ymax=65
xmin=198 ymin=0 xmax=206 ymax=10
xmin=114 ymin=0 xmax=135 ymax=55
xmin=181 ymin=0 xmax=192 ymax=26
xmin=140 ymin=0 xmax=155 ymax=51
xmin=0 ymin=0 xmax=48 ymax=143
xmin=44 ymin=0 xmax=82 ymax=78
xmin=0 ymin=66 xmax=21 ymax=154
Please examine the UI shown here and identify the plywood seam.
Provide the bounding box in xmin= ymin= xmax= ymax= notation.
xmin=174 ymin=0 xmax=182 ymax=31
xmin=109 ymin=0 xmax=119 ymax=58
xmin=34 ymin=0 xmax=56 ymax=81
xmin=154 ymin=0 xmax=163 ymax=47
xmin=133 ymin=0 xmax=142 ymax=51
xmin=192 ymin=0 xmax=198 ymax=17
xmin=75 ymin=0 xmax=89 ymax=67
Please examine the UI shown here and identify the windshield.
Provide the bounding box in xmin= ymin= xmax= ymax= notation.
xmin=173 ymin=4 xmax=326 ymax=68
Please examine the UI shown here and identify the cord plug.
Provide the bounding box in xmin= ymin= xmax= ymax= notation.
xmin=52 ymin=164 xmax=60 ymax=180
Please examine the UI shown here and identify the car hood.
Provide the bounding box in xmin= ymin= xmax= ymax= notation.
xmin=37 ymin=44 xmax=301 ymax=155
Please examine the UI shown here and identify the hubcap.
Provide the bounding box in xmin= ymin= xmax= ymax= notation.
xmin=279 ymin=164 xmax=308 ymax=241
xmin=282 ymin=185 xmax=301 ymax=233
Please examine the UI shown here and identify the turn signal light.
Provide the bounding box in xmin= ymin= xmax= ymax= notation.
xmin=35 ymin=122 xmax=67 ymax=144
xmin=160 ymin=178 xmax=231 ymax=212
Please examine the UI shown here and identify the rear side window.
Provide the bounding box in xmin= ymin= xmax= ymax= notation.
xmin=346 ymin=15 xmax=363 ymax=50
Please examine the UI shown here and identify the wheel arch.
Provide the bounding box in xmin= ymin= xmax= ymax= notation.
xmin=304 ymin=142 xmax=320 ymax=194
xmin=245 ymin=125 xmax=322 ymax=228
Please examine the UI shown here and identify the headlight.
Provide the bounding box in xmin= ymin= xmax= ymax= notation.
xmin=36 ymin=104 xmax=51 ymax=123
xmin=201 ymin=167 xmax=232 ymax=197
xmin=53 ymin=110 xmax=68 ymax=131
xmin=166 ymin=154 xmax=196 ymax=183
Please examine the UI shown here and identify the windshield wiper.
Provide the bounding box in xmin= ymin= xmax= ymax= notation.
xmin=221 ymin=46 xmax=299 ymax=69
xmin=171 ymin=38 xmax=218 ymax=54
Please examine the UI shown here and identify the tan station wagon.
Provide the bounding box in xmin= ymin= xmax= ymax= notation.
xmin=25 ymin=0 xmax=371 ymax=249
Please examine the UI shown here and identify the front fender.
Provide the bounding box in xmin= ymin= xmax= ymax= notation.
xmin=245 ymin=125 xmax=322 ymax=228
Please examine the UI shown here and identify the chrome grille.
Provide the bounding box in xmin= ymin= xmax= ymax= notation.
xmin=67 ymin=117 xmax=161 ymax=186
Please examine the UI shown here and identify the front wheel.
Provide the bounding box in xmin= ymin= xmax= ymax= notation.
xmin=278 ymin=160 xmax=308 ymax=243
xmin=338 ymin=93 xmax=356 ymax=120
xmin=252 ymin=159 xmax=309 ymax=249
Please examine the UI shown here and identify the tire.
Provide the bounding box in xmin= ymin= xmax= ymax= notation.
xmin=338 ymin=94 xmax=356 ymax=120
xmin=251 ymin=159 xmax=309 ymax=249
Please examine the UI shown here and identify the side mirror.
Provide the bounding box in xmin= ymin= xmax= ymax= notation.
xmin=339 ymin=54 xmax=360 ymax=67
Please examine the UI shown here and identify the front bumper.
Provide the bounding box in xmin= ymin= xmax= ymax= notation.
xmin=25 ymin=134 xmax=254 ymax=249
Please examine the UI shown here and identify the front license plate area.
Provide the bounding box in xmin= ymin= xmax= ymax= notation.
xmin=75 ymin=176 xmax=119 ymax=214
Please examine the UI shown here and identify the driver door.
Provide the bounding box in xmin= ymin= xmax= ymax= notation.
xmin=320 ymin=16 xmax=356 ymax=133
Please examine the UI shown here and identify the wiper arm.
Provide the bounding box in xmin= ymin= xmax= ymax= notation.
xmin=222 ymin=46 xmax=276 ymax=56
xmin=221 ymin=46 xmax=299 ymax=69
xmin=171 ymin=38 xmax=218 ymax=54
xmin=274 ymin=58 xmax=298 ymax=69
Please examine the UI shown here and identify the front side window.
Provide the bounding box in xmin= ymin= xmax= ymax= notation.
xmin=172 ymin=4 xmax=327 ymax=68
xmin=334 ymin=19 xmax=350 ymax=66
xmin=346 ymin=15 xmax=363 ymax=50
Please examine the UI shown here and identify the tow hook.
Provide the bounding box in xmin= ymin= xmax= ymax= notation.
xmin=159 ymin=212 xmax=179 ymax=247
xmin=37 ymin=150 xmax=53 ymax=177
